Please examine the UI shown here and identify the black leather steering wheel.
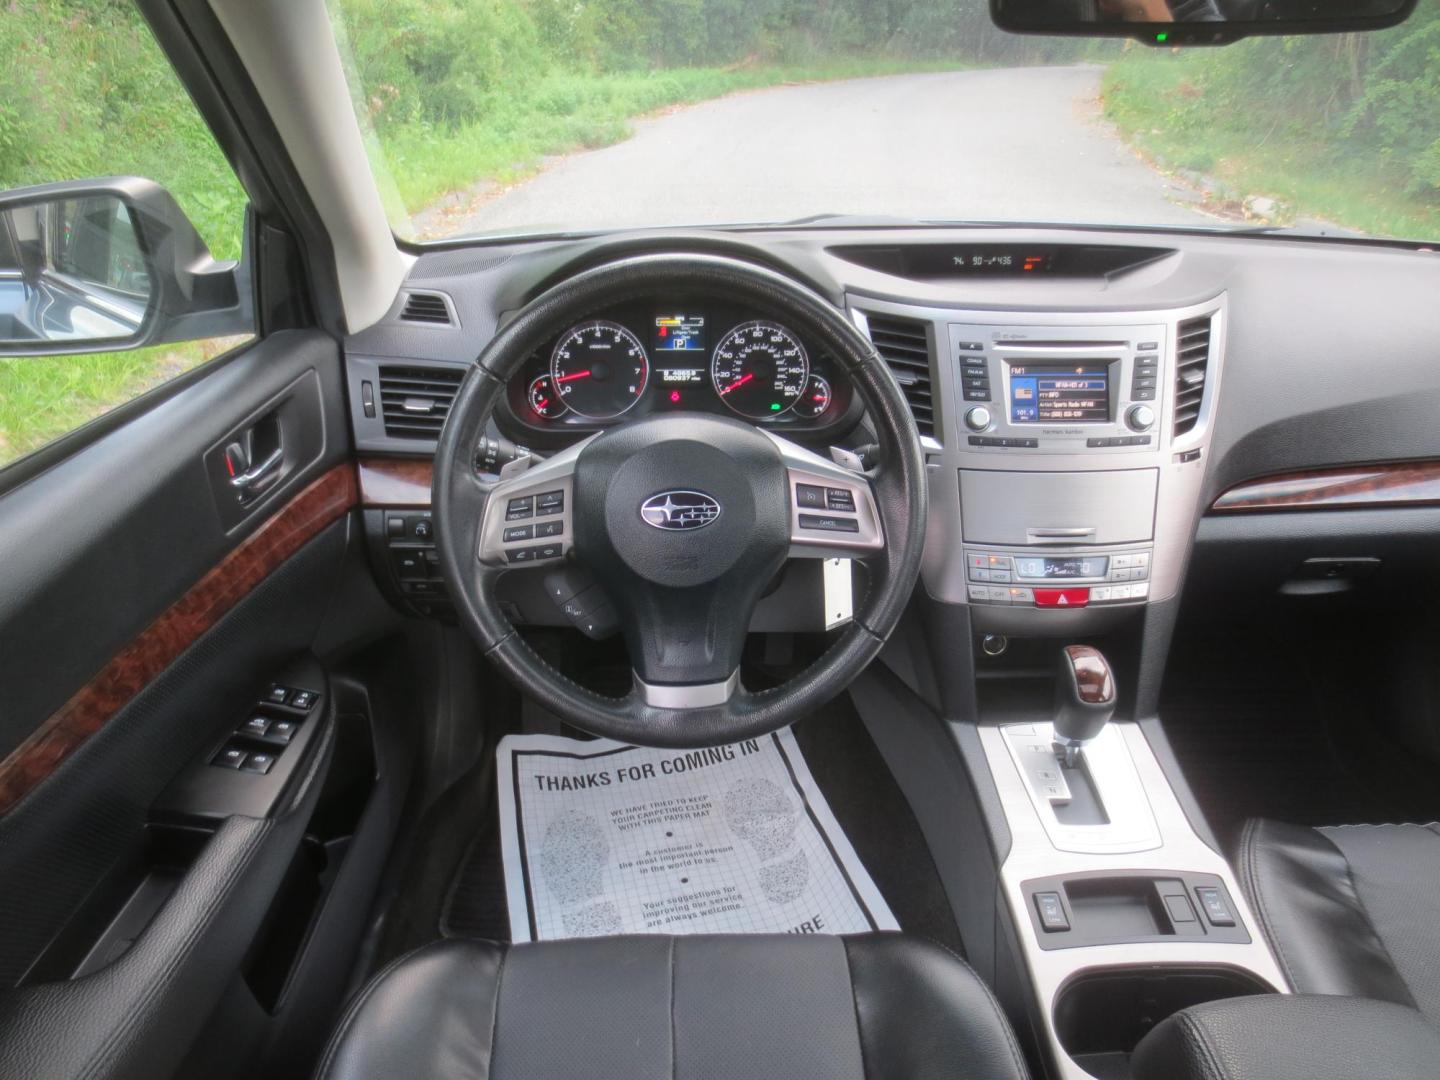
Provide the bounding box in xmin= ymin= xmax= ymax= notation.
xmin=434 ymin=253 xmax=927 ymax=747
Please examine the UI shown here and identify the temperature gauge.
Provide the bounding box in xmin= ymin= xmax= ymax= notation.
xmin=791 ymin=374 xmax=833 ymax=420
xmin=527 ymin=374 xmax=568 ymax=420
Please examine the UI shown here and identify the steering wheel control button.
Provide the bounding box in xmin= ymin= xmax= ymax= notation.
xmin=534 ymin=520 xmax=563 ymax=538
xmin=1034 ymin=891 xmax=1070 ymax=933
xmin=241 ymin=752 xmax=276 ymax=775
xmin=503 ymin=525 xmax=534 ymax=543
xmin=534 ymin=543 xmax=564 ymax=560
xmin=506 ymin=548 xmax=536 ymax=564
xmin=535 ymin=490 xmax=565 ymax=514
xmin=799 ymin=513 xmax=860 ymax=533
xmin=505 ymin=496 xmax=534 ymax=521
xmin=212 ymin=745 xmax=248 ymax=770
xmin=825 ymin=488 xmax=856 ymax=512
xmin=1034 ymin=588 xmax=1091 ymax=608
xmin=795 ymin=483 xmax=827 ymax=510
xmin=1196 ymin=886 xmax=1237 ymax=927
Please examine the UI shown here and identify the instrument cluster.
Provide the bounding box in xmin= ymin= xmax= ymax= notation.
xmin=498 ymin=299 xmax=858 ymax=445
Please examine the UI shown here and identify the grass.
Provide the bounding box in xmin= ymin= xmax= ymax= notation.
xmin=365 ymin=58 xmax=972 ymax=237
xmin=1102 ymin=51 xmax=1440 ymax=241
xmin=0 ymin=337 xmax=245 ymax=468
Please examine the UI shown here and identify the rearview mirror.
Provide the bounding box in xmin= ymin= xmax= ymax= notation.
xmin=992 ymin=0 xmax=1418 ymax=44
xmin=0 ymin=177 xmax=250 ymax=355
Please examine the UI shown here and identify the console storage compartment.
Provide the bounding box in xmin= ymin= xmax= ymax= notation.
xmin=960 ymin=468 xmax=1158 ymax=546
xmin=1054 ymin=965 xmax=1275 ymax=1079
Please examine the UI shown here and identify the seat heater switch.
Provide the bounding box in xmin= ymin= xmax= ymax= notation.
xmin=1034 ymin=891 xmax=1070 ymax=932
xmin=1196 ymin=886 xmax=1236 ymax=927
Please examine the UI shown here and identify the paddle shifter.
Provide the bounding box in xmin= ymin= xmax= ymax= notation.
xmin=1053 ymin=645 xmax=1116 ymax=768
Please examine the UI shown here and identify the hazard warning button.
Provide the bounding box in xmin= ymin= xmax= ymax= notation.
xmin=1034 ymin=588 xmax=1090 ymax=608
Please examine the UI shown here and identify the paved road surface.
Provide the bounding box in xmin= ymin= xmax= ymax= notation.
xmin=423 ymin=66 xmax=1210 ymax=238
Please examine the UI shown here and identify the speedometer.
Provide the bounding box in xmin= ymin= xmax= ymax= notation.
xmin=710 ymin=322 xmax=809 ymax=419
xmin=550 ymin=320 xmax=650 ymax=420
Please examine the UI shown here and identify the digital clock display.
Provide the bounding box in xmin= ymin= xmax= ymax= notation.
xmin=951 ymin=249 xmax=1054 ymax=273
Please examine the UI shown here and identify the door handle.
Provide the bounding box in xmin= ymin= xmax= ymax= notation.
xmin=229 ymin=447 xmax=283 ymax=491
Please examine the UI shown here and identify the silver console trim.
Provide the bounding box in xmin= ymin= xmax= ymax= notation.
xmin=845 ymin=295 xmax=1228 ymax=610
xmin=981 ymin=721 xmax=1288 ymax=1080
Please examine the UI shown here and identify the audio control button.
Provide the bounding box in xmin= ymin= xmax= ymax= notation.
xmin=1126 ymin=404 xmax=1156 ymax=431
xmin=963 ymin=406 xmax=993 ymax=432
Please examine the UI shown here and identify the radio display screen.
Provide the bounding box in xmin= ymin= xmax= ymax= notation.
xmin=1014 ymin=556 xmax=1109 ymax=580
xmin=1008 ymin=362 xmax=1110 ymax=424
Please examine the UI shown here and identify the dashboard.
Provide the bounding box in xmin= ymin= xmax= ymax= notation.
xmin=495 ymin=299 xmax=858 ymax=446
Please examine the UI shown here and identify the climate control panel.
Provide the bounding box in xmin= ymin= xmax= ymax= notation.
xmin=964 ymin=548 xmax=1152 ymax=607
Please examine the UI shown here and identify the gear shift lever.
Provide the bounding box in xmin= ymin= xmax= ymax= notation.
xmin=1054 ymin=645 xmax=1116 ymax=767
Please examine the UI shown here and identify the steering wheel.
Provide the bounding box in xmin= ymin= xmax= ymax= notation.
xmin=434 ymin=253 xmax=927 ymax=748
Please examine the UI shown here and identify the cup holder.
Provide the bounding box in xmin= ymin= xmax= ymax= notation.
xmin=1053 ymin=965 xmax=1276 ymax=1078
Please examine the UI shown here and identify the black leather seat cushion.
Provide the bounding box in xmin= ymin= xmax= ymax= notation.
xmin=315 ymin=934 xmax=1029 ymax=1080
xmin=1239 ymin=818 xmax=1440 ymax=1022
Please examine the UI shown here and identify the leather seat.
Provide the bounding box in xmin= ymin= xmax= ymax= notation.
xmin=316 ymin=933 xmax=1029 ymax=1080
xmin=1239 ymin=818 xmax=1440 ymax=1022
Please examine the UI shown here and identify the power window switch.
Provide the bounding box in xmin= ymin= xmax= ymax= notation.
xmin=212 ymin=745 xmax=248 ymax=770
xmin=265 ymin=684 xmax=290 ymax=704
xmin=288 ymin=689 xmax=317 ymax=710
xmin=239 ymin=715 xmax=271 ymax=738
xmin=266 ymin=719 xmax=299 ymax=745
xmin=241 ymin=752 xmax=277 ymax=775
xmin=1034 ymin=891 xmax=1070 ymax=932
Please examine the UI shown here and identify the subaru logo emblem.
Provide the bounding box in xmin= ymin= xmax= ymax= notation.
xmin=640 ymin=490 xmax=721 ymax=531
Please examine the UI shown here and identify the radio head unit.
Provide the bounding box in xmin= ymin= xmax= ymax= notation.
xmin=950 ymin=321 xmax=1167 ymax=454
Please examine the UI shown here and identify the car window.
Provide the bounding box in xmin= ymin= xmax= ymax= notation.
xmin=0 ymin=3 xmax=253 ymax=471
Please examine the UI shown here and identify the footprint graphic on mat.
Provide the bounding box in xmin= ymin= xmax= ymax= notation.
xmin=723 ymin=777 xmax=810 ymax=905
xmin=539 ymin=808 xmax=622 ymax=937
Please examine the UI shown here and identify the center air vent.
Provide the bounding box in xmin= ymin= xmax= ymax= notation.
xmin=1173 ymin=314 xmax=1213 ymax=437
xmin=378 ymin=364 xmax=464 ymax=439
xmin=863 ymin=313 xmax=936 ymax=440
xmin=399 ymin=290 xmax=455 ymax=325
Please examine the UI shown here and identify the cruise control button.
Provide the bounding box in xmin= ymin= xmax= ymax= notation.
xmin=799 ymin=513 xmax=859 ymax=533
xmin=825 ymin=488 xmax=856 ymax=512
xmin=795 ymin=483 xmax=827 ymax=509
xmin=1034 ymin=588 xmax=1090 ymax=608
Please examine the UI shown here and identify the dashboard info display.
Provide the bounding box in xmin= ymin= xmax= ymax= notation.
xmin=1008 ymin=362 xmax=1110 ymax=424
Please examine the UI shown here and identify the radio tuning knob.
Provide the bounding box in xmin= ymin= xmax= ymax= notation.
xmin=1126 ymin=404 xmax=1156 ymax=432
xmin=964 ymin=406 xmax=992 ymax=432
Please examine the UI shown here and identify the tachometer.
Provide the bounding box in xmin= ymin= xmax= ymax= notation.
xmin=710 ymin=321 xmax=809 ymax=419
xmin=550 ymin=320 xmax=650 ymax=420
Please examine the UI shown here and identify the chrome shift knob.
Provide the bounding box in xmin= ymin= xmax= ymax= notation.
xmin=1053 ymin=645 xmax=1116 ymax=766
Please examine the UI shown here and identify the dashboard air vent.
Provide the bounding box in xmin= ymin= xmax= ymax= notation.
xmin=1173 ymin=314 xmax=1213 ymax=437
xmin=399 ymin=290 xmax=454 ymax=325
xmin=864 ymin=313 xmax=936 ymax=440
xmin=378 ymin=364 xmax=465 ymax=439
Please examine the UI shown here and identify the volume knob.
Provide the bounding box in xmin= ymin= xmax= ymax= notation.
xmin=1125 ymin=404 xmax=1156 ymax=432
xmin=964 ymin=406 xmax=993 ymax=432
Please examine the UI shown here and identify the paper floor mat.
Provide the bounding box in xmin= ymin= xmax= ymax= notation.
xmin=496 ymin=728 xmax=898 ymax=942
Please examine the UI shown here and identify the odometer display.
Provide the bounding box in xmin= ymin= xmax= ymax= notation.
xmin=711 ymin=322 xmax=809 ymax=419
xmin=550 ymin=320 xmax=650 ymax=419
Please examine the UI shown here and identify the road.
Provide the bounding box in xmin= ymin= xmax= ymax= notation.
xmin=421 ymin=66 xmax=1212 ymax=238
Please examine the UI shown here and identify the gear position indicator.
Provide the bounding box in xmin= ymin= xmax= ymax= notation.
xmin=496 ymin=729 xmax=898 ymax=942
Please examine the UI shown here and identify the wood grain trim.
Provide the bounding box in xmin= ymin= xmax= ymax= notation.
xmin=0 ymin=463 xmax=358 ymax=816
xmin=1212 ymin=460 xmax=1440 ymax=513
xmin=358 ymin=456 xmax=433 ymax=507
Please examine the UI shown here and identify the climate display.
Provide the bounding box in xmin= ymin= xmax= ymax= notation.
xmin=1008 ymin=362 xmax=1110 ymax=424
xmin=1014 ymin=556 xmax=1109 ymax=580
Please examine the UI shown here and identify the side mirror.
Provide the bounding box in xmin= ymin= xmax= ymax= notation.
xmin=0 ymin=176 xmax=251 ymax=356
xmin=991 ymin=0 xmax=1418 ymax=45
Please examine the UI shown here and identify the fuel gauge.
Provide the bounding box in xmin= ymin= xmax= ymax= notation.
xmin=527 ymin=374 xmax=568 ymax=420
xmin=791 ymin=374 xmax=833 ymax=420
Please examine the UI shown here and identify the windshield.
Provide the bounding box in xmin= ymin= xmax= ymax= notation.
xmin=327 ymin=0 xmax=1440 ymax=243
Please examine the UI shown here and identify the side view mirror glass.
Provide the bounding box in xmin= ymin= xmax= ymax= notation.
xmin=0 ymin=177 xmax=250 ymax=356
